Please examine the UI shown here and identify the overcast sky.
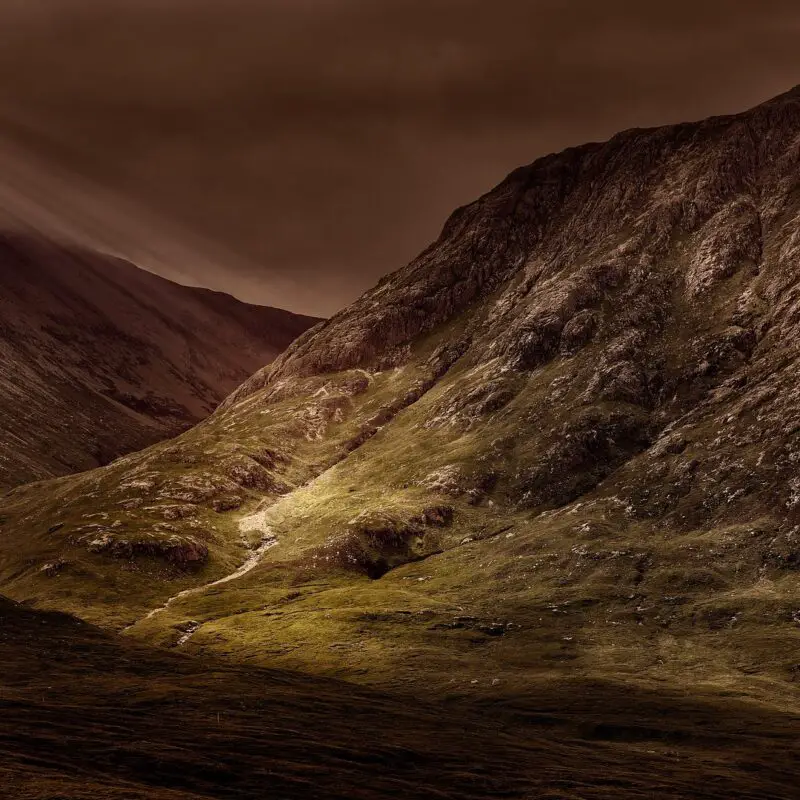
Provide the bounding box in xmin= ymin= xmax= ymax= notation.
xmin=0 ymin=1 xmax=799 ymax=316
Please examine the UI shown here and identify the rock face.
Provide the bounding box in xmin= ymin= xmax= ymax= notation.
xmin=0 ymin=233 xmax=318 ymax=488
xmin=4 ymin=89 xmax=800 ymax=706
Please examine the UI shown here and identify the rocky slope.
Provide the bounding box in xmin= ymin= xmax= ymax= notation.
xmin=2 ymin=87 xmax=800 ymax=724
xmin=0 ymin=232 xmax=318 ymax=488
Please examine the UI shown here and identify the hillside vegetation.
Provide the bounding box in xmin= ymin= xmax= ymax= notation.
xmin=2 ymin=595 xmax=798 ymax=799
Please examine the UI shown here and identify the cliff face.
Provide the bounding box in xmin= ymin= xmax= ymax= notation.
xmin=3 ymin=90 xmax=800 ymax=707
xmin=0 ymin=233 xmax=318 ymax=488
xmin=233 ymin=86 xmax=800 ymax=388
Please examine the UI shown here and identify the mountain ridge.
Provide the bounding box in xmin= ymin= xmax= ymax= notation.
xmin=225 ymin=85 xmax=800 ymax=403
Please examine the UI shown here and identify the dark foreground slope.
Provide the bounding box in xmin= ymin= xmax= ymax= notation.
xmin=1 ymin=595 xmax=798 ymax=800
xmin=2 ymin=87 xmax=800 ymax=749
xmin=0 ymin=233 xmax=318 ymax=488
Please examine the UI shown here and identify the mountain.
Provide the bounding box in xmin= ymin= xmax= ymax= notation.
xmin=0 ymin=232 xmax=319 ymax=488
xmin=2 ymin=86 xmax=800 ymax=745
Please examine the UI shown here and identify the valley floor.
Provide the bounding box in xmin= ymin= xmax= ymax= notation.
xmin=1 ymin=597 xmax=798 ymax=800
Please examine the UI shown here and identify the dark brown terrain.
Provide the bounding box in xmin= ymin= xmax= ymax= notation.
xmin=3 ymin=89 xmax=800 ymax=797
xmin=2 ymin=595 xmax=798 ymax=799
xmin=0 ymin=232 xmax=318 ymax=488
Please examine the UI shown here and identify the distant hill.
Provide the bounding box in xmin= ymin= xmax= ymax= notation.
xmin=0 ymin=232 xmax=319 ymax=487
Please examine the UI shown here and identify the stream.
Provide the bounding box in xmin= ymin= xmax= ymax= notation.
xmin=122 ymin=532 xmax=278 ymax=635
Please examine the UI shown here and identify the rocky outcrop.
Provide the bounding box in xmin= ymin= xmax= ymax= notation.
xmin=301 ymin=509 xmax=448 ymax=579
xmin=86 ymin=532 xmax=208 ymax=567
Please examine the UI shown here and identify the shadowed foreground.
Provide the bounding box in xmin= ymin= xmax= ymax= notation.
xmin=1 ymin=596 xmax=797 ymax=799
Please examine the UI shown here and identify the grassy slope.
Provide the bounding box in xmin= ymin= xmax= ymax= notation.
xmin=2 ymin=595 xmax=799 ymax=799
xmin=0 ymin=323 xmax=455 ymax=623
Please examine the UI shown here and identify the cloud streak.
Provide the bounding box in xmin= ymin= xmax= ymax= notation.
xmin=0 ymin=0 xmax=798 ymax=315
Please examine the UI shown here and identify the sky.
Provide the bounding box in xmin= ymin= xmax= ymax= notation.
xmin=0 ymin=0 xmax=799 ymax=316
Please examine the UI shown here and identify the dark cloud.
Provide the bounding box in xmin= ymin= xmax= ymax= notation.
xmin=0 ymin=1 xmax=798 ymax=315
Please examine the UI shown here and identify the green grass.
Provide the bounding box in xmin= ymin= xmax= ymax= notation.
xmin=6 ymin=594 xmax=799 ymax=799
